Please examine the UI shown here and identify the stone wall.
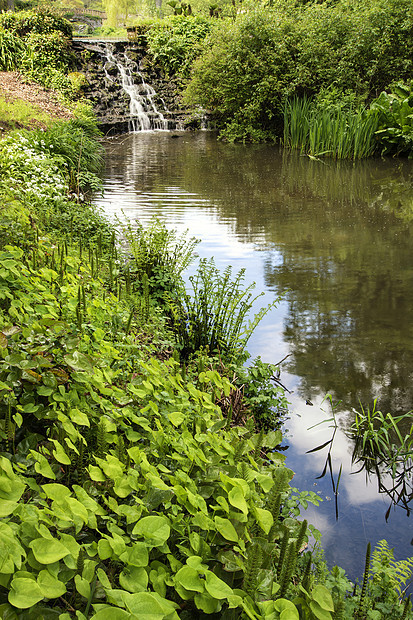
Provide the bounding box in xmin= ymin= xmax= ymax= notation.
xmin=71 ymin=40 xmax=209 ymax=135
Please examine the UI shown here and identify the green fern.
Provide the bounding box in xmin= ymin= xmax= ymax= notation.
xmin=295 ymin=519 xmax=308 ymax=555
xmin=243 ymin=541 xmax=263 ymax=597
xmin=278 ymin=540 xmax=297 ymax=599
xmin=277 ymin=525 xmax=290 ymax=578
xmin=371 ymin=540 xmax=413 ymax=598
xmin=302 ymin=553 xmax=313 ymax=592
xmin=238 ymin=461 xmax=253 ymax=483
xmin=77 ymin=548 xmax=85 ymax=575
xmin=266 ymin=468 xmax=289 ymax=540
xmin=96 ymin=419 xmax=108 ymax=458
xmin=355 ymin=542 xmax=371 ymax=619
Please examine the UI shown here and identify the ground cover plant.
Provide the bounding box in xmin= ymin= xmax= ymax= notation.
xmin=0 ymin=116 xmax=412 ymax=618
xmin=0 ymin=96 xmax=55 ymax=133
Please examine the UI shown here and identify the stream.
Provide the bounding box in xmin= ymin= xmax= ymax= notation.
xmin=96 ymin=130 xmax=413 ymax=582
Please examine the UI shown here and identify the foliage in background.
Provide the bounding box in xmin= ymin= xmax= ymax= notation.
xmin=146 ymin=15 xmax=210 ymax=76
xmin=185 ymin=0 xmax=413 ymax=142
xmin=0 ymin=8 xmax=73 ymax=38
xmin=0 ymin=8 xmax=79 ymax=98
xmin=0 ymin=27 xmax=24 ymax=71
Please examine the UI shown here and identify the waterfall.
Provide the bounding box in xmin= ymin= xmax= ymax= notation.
xmin=103 ymin=44 xmax=176 ymax=132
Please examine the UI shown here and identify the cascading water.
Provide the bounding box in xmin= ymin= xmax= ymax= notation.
xmin=102 ymin=43 xmax=176 ymax=132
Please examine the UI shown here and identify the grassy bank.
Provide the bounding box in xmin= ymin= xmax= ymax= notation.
xmin=0 ymin=111 xmax=412 ymax=619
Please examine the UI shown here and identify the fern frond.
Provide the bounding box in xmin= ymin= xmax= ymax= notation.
xmin=372 ymin=539 xmax=413 ymax=597
xmin=243 ymin=542 xmax=263 ymax=597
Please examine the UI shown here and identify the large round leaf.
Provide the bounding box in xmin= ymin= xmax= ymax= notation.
xmin=123 ymin=592 xmax=177 ymax=618
xmin=9 ymin=577 xmax=44 ymax=609
xmin=132 ymin=517 xmax=170 ymax=547
xmin=29 ymin=538 xmax=70 ymax=564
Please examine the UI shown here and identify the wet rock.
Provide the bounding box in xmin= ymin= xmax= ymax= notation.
xmin=104 ymin=62 xmax=118 ymax=76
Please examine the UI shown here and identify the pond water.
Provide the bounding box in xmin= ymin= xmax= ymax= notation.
xmin=96 ymin=131 xmax=413 ymax=582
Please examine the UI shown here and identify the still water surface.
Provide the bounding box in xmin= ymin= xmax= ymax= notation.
xmin=97 ymin=131 xmax=413 ymax=581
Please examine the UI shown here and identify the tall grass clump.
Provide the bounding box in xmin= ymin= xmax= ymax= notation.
xmin=0 ymin=28 xmax=24 ymax=71
xmin=167 ymin=257 xmax=280 ymax=359
xmin=284 ymin=97 xmax=379 ymax=159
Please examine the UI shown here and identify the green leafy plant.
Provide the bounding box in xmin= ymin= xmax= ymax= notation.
xmin=146 ymin=15 xmax=210 ymax=76
xmin=167 ymin=257 xmax=281 ymax=360
xmin=121 ymin=217 xmax=199 ymax=297
xmin=0 ymin=8 xmax=73 ymax=38
xmin=370 ymin=82 xmax=413 ymax=157
xmin=283 ymin=97 xmax=379 ymax=160
xmin=235 ymin=356 xmax=289 ymax=429
xmin=186 ymin=0 xmax=413 ymax=142
xmin=0 ymin=28 xmax=24 ymax=71
xmin=1 ymin=119 xmax=412 ymax=619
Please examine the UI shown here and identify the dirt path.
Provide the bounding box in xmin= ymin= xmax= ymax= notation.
xmin=0 ymin=71 xmax=73 ymax=133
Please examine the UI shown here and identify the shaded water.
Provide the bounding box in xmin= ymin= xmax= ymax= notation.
xmin=96 ymin=131 xmax=413 ymax=580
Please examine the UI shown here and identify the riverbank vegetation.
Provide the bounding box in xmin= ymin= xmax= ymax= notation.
xmin=1 ymin=106 xmax=413 ymax=617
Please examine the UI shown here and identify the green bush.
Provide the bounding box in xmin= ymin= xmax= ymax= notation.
xmin=121 ymin=217 xmax=199 ymax=298
xmin=235 ymin=357 xmax=289 ymax=430
xmin=21 ymin=31 xmax=75 ymax=74
xmin=146 ymin=15 xmax=211 ymax=76
xmin=186 ymin=0 xmax=413 ymax=141
xmin=0 ymin=8 xmax=73 ymax=38
xmin=0 ymin=9 xmax=75 ymax=98
xmin=370 ymin=82 xmax=413 ymax=157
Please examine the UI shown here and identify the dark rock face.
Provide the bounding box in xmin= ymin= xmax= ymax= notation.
xmin=71 ymin=40 xmax=210 ymax=135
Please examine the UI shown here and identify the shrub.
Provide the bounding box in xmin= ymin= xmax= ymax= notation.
xmin=186 ymin=0 xmax=413 ymax=142
xmin=370 ymin=82 xmax=413 ymax=157
xmin=146 ymin=15 xmax=211 ymax=76
xmin=167 ymin=257 xmax=280 ymax=360
xmin=21 ymin=31 xmax=75 ymax=74
xmin=122 ymin=217 xmax=199 ymax=298
xmin=185 ymin=8 xmax=298 ymax=140
xmin=0 ymin=8 xmax=73 ymax=38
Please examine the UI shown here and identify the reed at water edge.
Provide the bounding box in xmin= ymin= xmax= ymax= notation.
xmin=283 ymin=97 xmax=380 ymax=160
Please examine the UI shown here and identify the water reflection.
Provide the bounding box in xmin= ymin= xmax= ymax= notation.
xmin=96 ymin=131 xmax=413 ymax=579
